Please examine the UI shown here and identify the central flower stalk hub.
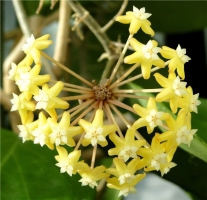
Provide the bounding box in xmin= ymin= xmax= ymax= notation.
xmin=93 ymin=82 xmax=112 ymax=101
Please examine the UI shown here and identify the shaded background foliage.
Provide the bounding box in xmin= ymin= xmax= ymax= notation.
xmin=1 ymin=1 xmax=207 ymax=200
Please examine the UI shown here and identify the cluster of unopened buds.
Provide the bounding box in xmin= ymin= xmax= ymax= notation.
xmin=9 ymin=6 xmax=201 ymax=197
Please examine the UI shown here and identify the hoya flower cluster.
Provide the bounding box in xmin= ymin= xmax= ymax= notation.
xmin=9 ymin=5 xmax=200 ymax=197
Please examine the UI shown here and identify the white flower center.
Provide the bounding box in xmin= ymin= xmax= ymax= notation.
xmin=22 ymin=34 xmax=35 ymax=53
xmin=84 ymin=126 xmax=105 ymax=146
xmin=8 ymin=62 xmax=18 ymax=80
xmin=176 ymin=126 xmax=197 ymax=146
xmin=142 ymin=40 xmax=160 ymax=60
xmin=79 ymin=177 xmax=98 ymax=189
xmin=118 ymin=173 xmax=135 ymax=185
xmin=133 ymin=6 xmax=151 ymax=20
xmin=172 ymin=76 xmax=187 ymax=96
xmin=151 ymin=153 xmax=168 ymax=171
xmin=146 ymin=109 xmax=163 ymax=130
xmin=10 ymin=93 xmax=20 ymax=111
xmin=15 ymin=72 xmax=31 ymax=92
xmin=17 ymin=125 xmax=31 ymax=143
xmin=56 ymin=161 xmax=73 ymax=176
xmin=119 ymin=146 xmax=138 ymax=162
xmin=176 ymin=44 xmax=191 ymax=63
xmin=34 ymin=89 xmax=49 ymax=110
xmin=118 ymin=187 xmax=136 ymax=197
xmin=161 ymin=162 xmax=177 ymax=176
xmin=190 ymin=93 xmax=201 ymax=113
xmin=32 ymin=127 xmax=46 ymax=146
xmin=50 ymin=127 xmax=67 ymax=146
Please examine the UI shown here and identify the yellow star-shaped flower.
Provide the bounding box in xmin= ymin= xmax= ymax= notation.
xmin=17 ymin=111 xmax=38 ymax=142
xmin=8 ymin=61 xmax=31 ymax=81
xmin=15 ymin=64 xmax=50 ymax=95
xmin=55 ymin=146 xmax=88 ymax=176
xmin=106 ymin=157 xmax=143 ymax=185
xmin=78 ymin=165 xmax=109 ymax=189
xmin=108 ymin=127 xmax=146 ymax=162
xmin=33 ymin=81 xmax=69 ymax=118
xmin=22 ymin=34 xmax=53 ymax=66
xmin=160 ymin=44 xmax=191 ymax=79
xmin=178 ymin=86 xmax=201 ymax=113
xmin=78 ymin=109 xmax=117 ymax=147
xmin=133 ymin=97 xmax=169 ymax=134
xmin=48 ymin=111 xmax=84 ymax=146
xmin=137 ymin=134 xmax=177 ymax=174
xmin=154 ymin=72 xmax=187 ymax=113
xmin=10 ymin=92 xmax=35 ymax=124
xmin=158 ymin=109 xmax=197 ymax=149
xmin=31 ymin=111 xmax=54 ymax=149
xmin=116 ymin=6 xmax=154 ymax=36
xmin=124 ymin=38 xmax=165 ymax=79
xmin=107 ymin=173 xmax=146 ymax=197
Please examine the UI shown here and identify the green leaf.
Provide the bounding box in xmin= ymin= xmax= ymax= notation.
xmin=1 ymin=129 xmax=96 ymax=200
xmin=127 ymin=83 xmax=207 ymax=163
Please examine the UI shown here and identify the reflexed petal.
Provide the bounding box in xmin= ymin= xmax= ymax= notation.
xmin=35 ymin=40 xmax=53 ymax=49
xmin=32 ymin=74 xmax=50 ymax=86
xmin=133 ymin=118 xmax=148 ymax=129
xmin=29 ymin=64 xmax=41 ymax=77
xmin=129 ymin=18 xmax=141 ymax=34
xmin=25 ymin=54 xmax=33 ymax=67
xmin=168 ymin=57 xmax=180 ymax=73
xmin=157 ymin=131 xmax=175 ymax=142
xmin=141 ymin=20 xmax=154 ymax=36
xmin=128 ymin=158 xmax=141 ymax=172
xmin=160 ymin=46 xmax=176 ymax=59
xmin=102 ymin=124 xmax=117 ymax=136
xmin=152 ymin=58 xmax=165 ymax=68
xmin=147 ymin=97 xmax=157 ymax=110
xmin=170 ymin=96 xmax=179 ymax=113
xmin=125 ymin=127 xmax=136 ymax=144
xmin=68 ymin=150 xmax=81 ymax=163
xmin=156 ymin=88 xmax=173 ymax=102
xmin=36 ymin=34 xmax=50 ymax=41
xmin=46 ymin=108 xmax=57 ymax=118
xmin=92 ymin=109 xmax=103 ymax=127
xmin=124 ymin=52 xmax=143 ymax=64
xmin=22 ymin=100 xmax=35 ymax=111
xmin=113 ymin=157 xmax=126 ymax=172
xmin=81 ymin=138 xmax=91 ymax=146
xmin=129 ymin=38 xmax=143 ymax=51
xmin=133 ymin=103 xmax=148 ymax=117
xmin=106 ymin=168 xmax=119 ymax=177
xmin=141 ymin=59 xmax=152 ymax=79
xmin=109 ymin=133 xmax=125 ymax=147
xmin=59 ymin=112 xmax=70 ymax=128
xmin=116 ymin=15 xmax=133 ymax=24
xmin=151 ymin=134 xmax=163 ymax=152
xmin=98 ymin=140 xmax=108 ymax=147
xmin=49 ymin=81 xmax=64 ymax=97
xmin=49 ymin=97 xmax=69 ymax=109
xmin=177 ymin=62 xmax=185 ymax=80
xmin=30 ymin=48 xmax=41 ymax=64
xmin=154 ymin=73 xmax=170 ymax=88
xmin=55 ymin=146 xmax=68 ymax=161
